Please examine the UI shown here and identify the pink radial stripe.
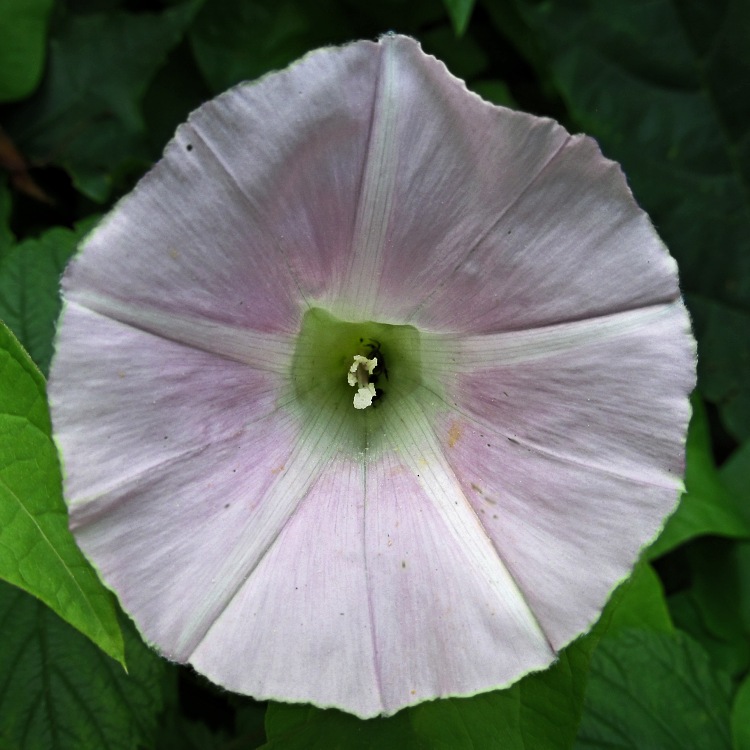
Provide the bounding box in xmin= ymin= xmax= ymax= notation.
xmin=63 ymin=40 xmax=383 ymax=334
xmin=445 ymin=310 xmax=694 ymax=487
xmin=435 ymin=414 xmax=684 ymax=649
xmin=337 ymin=36 xmax=571 ymax=324
xmin=49 ymin=304 xmax=289 ymax=505
xmin=363 ymin=392 xmax=556 ymax=714
xmin=410 ymin=135 xmax=681 ymax=333
xmin=190 ymin=456 xmax=381 ymax=716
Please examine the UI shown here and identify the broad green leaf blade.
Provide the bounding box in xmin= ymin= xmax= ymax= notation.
xmin=264 ymin=635 xmax=597 ymax=749
xmin=733 ymin=674 xmax=750 ymax=750
xmin=0 ymin=582 xmax=165 ymax=750
xmin=0 ymin=217 xmax=97 ymax=376
xmin=0 ymin=322 xmax=124 ymax=665
xmin=648 ymin=395 xmax=750 ymax=559
xmin=721 ymin=439 xmax=750 ymax=513
xmin=0 ymin=0 xmax=54 ymax=101
xmin=575 ymin=630 xmax=733 ymax=750
xmin=442 ymin=0 xmax=475 ymax=36
xmin=5 ymin=2 xmax=202 ymax=202
xmin=494 ymin=0 xmax=750 ymax=439
xmin=598 ymin=561 xmax=673 ymax=636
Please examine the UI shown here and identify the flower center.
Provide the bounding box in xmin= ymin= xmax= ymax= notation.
xmin=288 ymin=307 xmax=425 ymax=452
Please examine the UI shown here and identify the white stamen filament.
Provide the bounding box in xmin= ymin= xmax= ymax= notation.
xmin=348 ymin=354 xmax=378 ymax=409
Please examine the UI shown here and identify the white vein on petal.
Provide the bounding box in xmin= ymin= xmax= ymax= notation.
xmin=421 ymin=301 xmax=684 ymax=372
xmin=386 ymin=385 xmax=556 ymax=656
xmin=360 ymin=426 xmax=385 ymax=709
xmin=180 ymin=387 xmax=351 ymax=660
xmin=341 ymin=38 xmax=399 ymax=316
xmin=67 ymin=294 xmax=295 ymax=373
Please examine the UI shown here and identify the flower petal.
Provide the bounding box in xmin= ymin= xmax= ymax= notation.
xmin=429 ymin=303 xmax=694 ymax=648
xmin=412 ymin=135 xmax=680 ymax=333
xmin=64 ymin=39 xmax=385 ymax=335
xmin=334 ymin=35 xmax=572 ymax=322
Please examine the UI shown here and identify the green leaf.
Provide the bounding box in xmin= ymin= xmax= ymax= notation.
xmin=0 ymin=217 xmax=97 ymax=376
xmin=0 ymin=581 xmax=165 ymax=750
xmin=0 ymin=0 xmax=54 ymax=102
xmin=264 ymin=635 xmax=596 ymax=749
xmin=648 ymin=395 xmax=750 ymax=559
xmin=598 ymin=560 xmax=673 ymax=636
xmin=493 ymin=0 xmax=750 ymax=439
xmin=188 ymin=0 xmax=353 ymax=94
xmin=575 ymin=630 xmax=733 ymax=750
xmin=733 ymin=673 xmax=750 ymax=750
xmin=5 ymin=2 xmax=202 ymax=202
xmin=0 ymin=177 xmax=13 ymax=260
xmin=669 ymin=539 xmax=750 ymax=679
xmin=689 ymin=295 xmax=750 ymax=444
xmin=0 ymin=322 xmax=124 ymax=666
xmin=721 ymin=439 xmax=750 ymax=511
xmin=442 ymin=0 xmax=475 ymax=36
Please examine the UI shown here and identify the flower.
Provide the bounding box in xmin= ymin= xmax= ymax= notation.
xmin=48 ymin=34 xmax=696 ymax=718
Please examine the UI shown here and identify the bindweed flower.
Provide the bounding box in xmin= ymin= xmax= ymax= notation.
xmin=48 ymin=35 xmax=696 ymax=718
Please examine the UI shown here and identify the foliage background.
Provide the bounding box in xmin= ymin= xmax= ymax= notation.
xmin=0 ymin=0 xmax=748 ymax=747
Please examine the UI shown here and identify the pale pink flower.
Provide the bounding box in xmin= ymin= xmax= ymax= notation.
xmin=49 ymin=35 xmax=695 ymax=717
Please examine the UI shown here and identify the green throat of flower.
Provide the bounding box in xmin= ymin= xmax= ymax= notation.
xmin=290 ymin=307 xmax=425 ymax=452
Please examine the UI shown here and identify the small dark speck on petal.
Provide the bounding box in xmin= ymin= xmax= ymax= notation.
xmin=186 ymin=144 xmax=193 ymax=151
xmin=401 ymin=561 xmax=406 ymax=568
xmin=224 ymin=503 xmax=230 ymax=509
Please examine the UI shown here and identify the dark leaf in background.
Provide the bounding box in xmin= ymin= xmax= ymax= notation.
xmin=188 ymin=0 xmax=354 ymax=94
xmin=5 ymin=1 xmax=203 ymax=203
xmin=0 ymin=217 xmax=97 ymax=376
xmin=575 ymin=629 xmax=733 ymax=750
xmin=647 ymin=394 xmax=750 ymax=559
xmin=0 ymin=177 xmax=13 ymax=259
xmin=0 ymin=0 xmax=54 ymax=102
xmin=0 ymin=322 xmax=125 ymax=666
xmin=486 ymin=0 xmax=750 ymax=440
xmin=0 ymin=581 xmax=165 ymax=750
xmin=733 ymin=674 xmax=750 ymax=750
xmin=442 ymin=0 xmax=476 ymax=37
xmin=668 ymin=538 xmax=750 ymax=680
xmin=264 ymin=635 xmax=596 ymax=750
xmin=689 ymin=294 xmax=750 ymax=445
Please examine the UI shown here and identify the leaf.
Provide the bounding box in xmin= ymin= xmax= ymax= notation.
xmin=721 ymin=438 xmax=750 ymax=510
xmin=0 ymin=217 xmax=97 ymax=376
xmin=264 ymin=635 xmax=597 ymax=750
xmin=491 ymin=0 xmax=750 ymax=439
xmin=188 ymin=0 xmax=353 ymax=94
xmin=442 ymin=0 xmax=476 ymax=36
xmin=575 ymin=629 xmax=733 ymax=750
xmin=5 ymin=2 xmax=202 ymax=202
xmin=0 ymin=0 xmax=54 ymax=102
xmin=0 ymin=322 xmax=124 ymax=665
xmin=0 ymin=581 xmax=165 ymax=750
xmin=598 ymin=560 xmax=673 ymax=636
xmin=689 ymin=295 xmax=750 ymax=444
xmin=668 ymin=539 xmax=750 ymax=680
xmin=733 ymin=673 xmax=750 ymax=750
xmin=648 ymin=394 xmax=750 ymax=559
xmin=0 ymin=176 xmax=13 ymax=260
